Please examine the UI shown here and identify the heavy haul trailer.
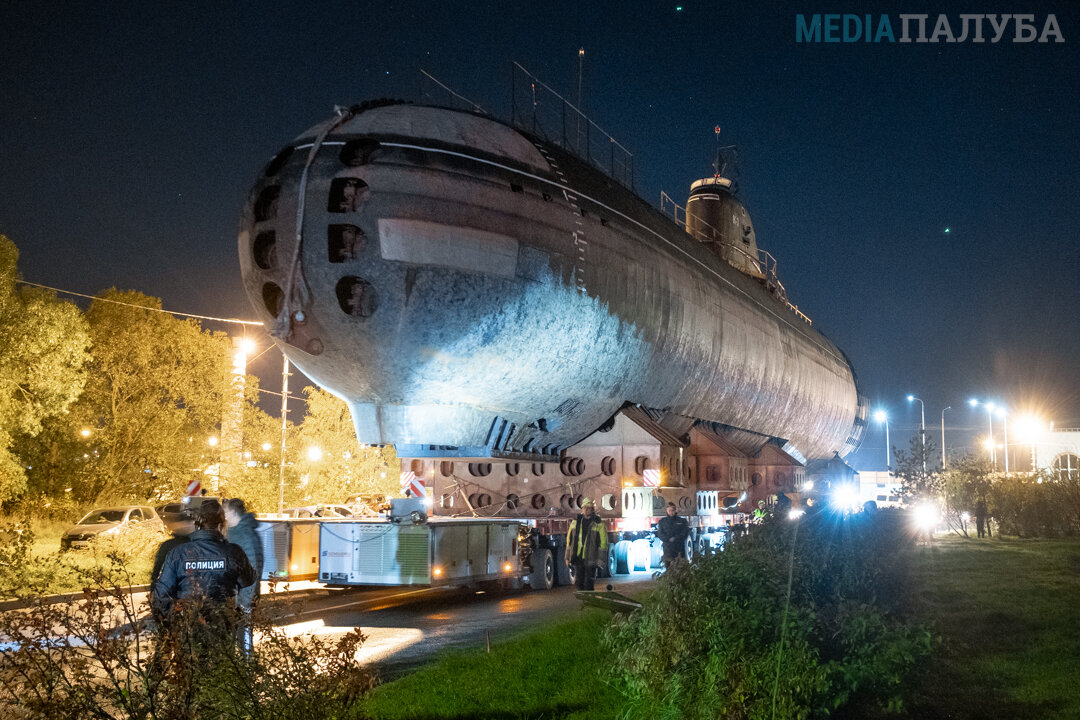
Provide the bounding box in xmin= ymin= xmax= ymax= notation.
xmin=316 ymin=504 xmax=539 ymax=588
xmin=254 ymin=517 xmax=322 ymax=581
xmin=315 ymin=491 xmax=742 ymax=590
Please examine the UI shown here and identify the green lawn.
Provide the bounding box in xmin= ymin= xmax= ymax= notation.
xmin=1 ymin=515 xmax=158 ymax=597
xmin=908 ymin=535 xmax=1080 ymax=720
xmin=353 ymin=607 xmax=626 ymax=720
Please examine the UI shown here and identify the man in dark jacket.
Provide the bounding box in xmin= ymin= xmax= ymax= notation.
xmin=151 ymin=499 xmax=255 ymax=628
xmin=224 ymin=497 xmax=263 ymax=654
xmin=566 ymin=498 xmax=608 ymax=591
xmin=149 ymin=511 xmax=194 ymax=629
xmin=655 ymin=502 xmax=690 ymax=569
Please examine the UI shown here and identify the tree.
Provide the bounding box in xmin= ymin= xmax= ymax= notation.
xmin=940 ymin=454 xmax=992 ymax=536
xmin=218 ymin=379 xmax=294 ymax=513
xmin=289 ymin=386 xmax=398 ymax=506
xmin=892 ymin=434 xmax=941 ymax=503
xmin=67 ymin=290 xmax=230 ymax=503
xmin=0 ymin=236 xmax=90 ymax=505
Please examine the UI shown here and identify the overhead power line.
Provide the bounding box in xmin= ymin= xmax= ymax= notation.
xmin=15 ymin=279 xmax=264 ymax=327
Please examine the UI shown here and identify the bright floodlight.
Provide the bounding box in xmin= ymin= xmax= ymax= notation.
xmin=80 ymin=428 xmax=91 ymax=438
xmin=239 ymin=337 xmax=257 ymax=354
xmin=996 ymin=406 xmax=1007 ymax=418
xmin=832 ymin=484 xmax=858 ymax=510
xmin=914 ymin=502 xmax=939 ymax=531
xmin=986 ymin=401 xmax=996 ymax=412
xmin=803 ymin=479 xmax=815 ymax=491
xmin=982 ymin=437 xmax=995 ymax=451
xmin=968 ymin=398 xmax=979 ymax=407
xmin=788 ymin=508 xmax=805 ymax=520
xmin=261 ymin=442 xmax=272 ymax=451
xmin=873 ymin=409 xmax=887 ymax=423
xmin=208 ymin=436 xmax=219 ymax=447
xmin=1014 ymin=414 xmax=1044 ymax=443
xmin=906 ymin=394 xmax=915 ymax=402
xmin=306 ymin=446 xmax=323 ymax=462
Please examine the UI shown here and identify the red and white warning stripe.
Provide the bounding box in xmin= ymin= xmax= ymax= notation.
xmin=400 ymin=471 xmax=425 ymax=499
xmin=186 ymin=478 xmax=201 ymax=497
xmin=642 ymin=469 xmax=661 ymax=487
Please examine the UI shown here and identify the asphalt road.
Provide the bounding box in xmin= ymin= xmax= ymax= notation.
xmin=269 ymin=573 xmax=656 ymax=678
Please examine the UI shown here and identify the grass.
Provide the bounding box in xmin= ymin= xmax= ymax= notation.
xmin=352 ymin=607 xmax=625 ymax=720
xmin=907 ymin=534 xmax=1080 ymax=719
xmin=1 ymin=514 xmax=158 ymax=597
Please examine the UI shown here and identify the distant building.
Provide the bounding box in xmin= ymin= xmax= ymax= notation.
xmin=853 ymin=470 xmax=903 ymax=508
xmin=1033 ymin=426 xmax=1080 ymax=480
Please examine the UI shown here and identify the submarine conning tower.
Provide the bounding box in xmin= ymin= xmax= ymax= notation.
xmin=685 ymin=176 xmax=764 ymax=280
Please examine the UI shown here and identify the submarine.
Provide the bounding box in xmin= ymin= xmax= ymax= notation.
xmin=237 ymin=96 xmax=867 ymax=463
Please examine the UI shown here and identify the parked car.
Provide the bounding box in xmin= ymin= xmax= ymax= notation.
xmin=281 ymin=504 xmax=356 ymax=519
xmin=60 ymin=506 xmax=165 ymax=550
xmin=156 ymin=495 xmax=223 ymax=533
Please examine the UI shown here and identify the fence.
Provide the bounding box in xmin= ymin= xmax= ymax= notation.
xmin=510 ymin=62 xmax=634 ymax=190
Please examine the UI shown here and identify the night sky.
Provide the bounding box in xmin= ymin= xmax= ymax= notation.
xmin=2 ymin=1 xmax=1077 ymax=470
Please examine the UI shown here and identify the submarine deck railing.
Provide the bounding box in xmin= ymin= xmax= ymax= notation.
xmin=660 ymin=191 xmax=812 ymax=326
xmin=510 ymin=62 xmax=634 ymax=191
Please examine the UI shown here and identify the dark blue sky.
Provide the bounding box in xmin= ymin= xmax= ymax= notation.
xmin=1 ymin=2 xmax=1077 ymax=470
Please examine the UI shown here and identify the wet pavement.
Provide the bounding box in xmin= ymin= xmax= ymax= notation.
xmin=271 ymin=573 xmax=656 ymax=678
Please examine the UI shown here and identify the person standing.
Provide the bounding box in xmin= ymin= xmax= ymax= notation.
xmin=224 ymin=498 xmax=263 ymax=655
xmin=566 ymin=498 xmax=608 ymax=591
xmin=151 ymin=500 xmax=255 ymax=637
xmin=655 ymin=502 xmax=690 ymax=569
xmin=149 ymin=511 xmax=194 ymax=629
xmin=974 ymin=499 xmax=988 ymax=539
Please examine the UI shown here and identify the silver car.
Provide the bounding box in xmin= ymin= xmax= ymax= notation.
xmin=60 ymin=506 xmax=164 ymax=550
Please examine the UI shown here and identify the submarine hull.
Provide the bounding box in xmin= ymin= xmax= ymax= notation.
xmin=238 ymin=104 xmax=865 ymax=461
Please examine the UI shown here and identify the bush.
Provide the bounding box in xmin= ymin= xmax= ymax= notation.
xmin=0 ymin=544 xmax=374 ymax=718
xmin=606 ymin=509 xmax=931 ymax=719
xmin=989 ymin=473 xmax=1080 ymax=537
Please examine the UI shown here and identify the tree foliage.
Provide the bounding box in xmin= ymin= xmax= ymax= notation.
xmin=66 ymin=290 xmax=230 ymax=504
xmin=0 ymin=236 xmax=90 ymax=504
xmin=289 ymin=386 xmax=398 ymax=507
xmin=892 ymin=435 xmax=941 ymax=503
xmin=939 ymin=455 xmax=992 ymax=535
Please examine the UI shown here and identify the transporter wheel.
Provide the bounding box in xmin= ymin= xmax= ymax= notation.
xmin=555 ymin=546 xmax=573 ymax=586
xmin=528 ymin=549 xmax=555 ymax=591
xmin=605 ymin=545 xmax=617 ymax=578
xmin=614 ymin=540 xmax=630 ymax=574
xmin=683 ymin=535 xmax=695 ymax=562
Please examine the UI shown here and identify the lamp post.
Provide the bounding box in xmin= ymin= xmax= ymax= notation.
xmin=907 ymin=395 xmax=926 ymax=473
xmin=969 ymin=399 xmax=996 ymax=469
xmin=996 ymin=406 xmax=1009 ymax=475
xmin=873 ymin=409 xmax=889 ymax=469
xmin=940 ymin=406 xmax=951 ymax=469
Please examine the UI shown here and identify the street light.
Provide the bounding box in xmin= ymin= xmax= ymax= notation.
xmin=996 ymin=406 xmax=1009 ymax=475
xmin=1014 ymin=413 xmax=1044 ymax=471
xmin=873 ymin=409 xmax=889 ymax=469
xmin=907 ymin=395 xmax=926 ymax=473
xmin=940 ymin=406 xmax=951 ymax=469
xmin=969 ymin=399 xmax=996 ymax=469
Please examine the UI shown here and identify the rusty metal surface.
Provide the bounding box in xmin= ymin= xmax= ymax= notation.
xmin=237 ymin=104 xmax=865 ymax=462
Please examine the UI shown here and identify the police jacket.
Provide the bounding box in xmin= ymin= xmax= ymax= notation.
xmin=227 ymin=512 xmax=263 ymax=608
xmin=655 ymin=514 xmax=690 ymax=557
xmin=567 ymin=513 xmax=608 ymax=566
xmin=152 ymin=529 xmax=255 ymax=615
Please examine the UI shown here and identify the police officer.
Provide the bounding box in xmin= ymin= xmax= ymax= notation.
xmin=151 ymin=499 xmax=256 ymax=630
xmin=566 ymin=498 xmax=608 ymax=591
xmin=655 ymin=501 xmax=690 ymax=569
